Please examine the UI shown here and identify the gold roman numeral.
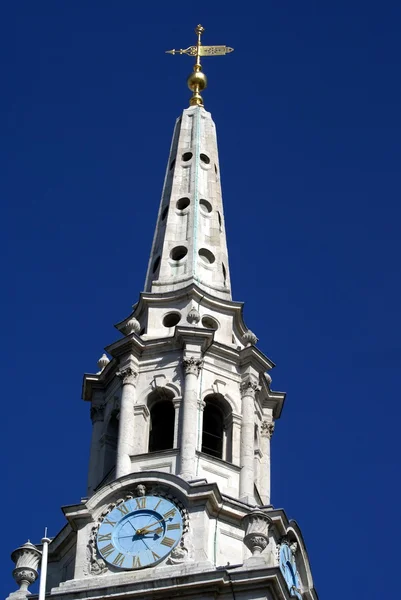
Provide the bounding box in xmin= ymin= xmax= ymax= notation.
xmin=151 ymin=551 xmax=160 ymax=561
xmin=98 ymin=533 xmax=112 ymax=542
xmin=154 ymin=498 xmax=162 ymax=511
xmin=167 ymin=523 xmax=181 ymax=530
xmin=163 ymin=508 xmax=176 ymax=519
xmin=135 ymin=497 xmax=146 ymax=509
xmin=132 ymin=555 xmax=141 ymax=568
xmin=101 ymin=543 xmax=115 ymax=558
xmin=103 ymin=518 xmax=116 ymax=526
xmin=161 ymin=536 xmax=175 ymax=547
xmin=116 ymin=503 xmax=130 ymax=515
xmin=112 ymin=553 xmax=125 ymax=567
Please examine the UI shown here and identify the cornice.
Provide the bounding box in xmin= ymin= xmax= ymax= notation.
xmin=239 ymin=345 xmax=275 ymax=371
xmin=46 ymin=564 xmax=301 ymax=600
xmin=114 ymin=283 xmax=250 ymax=338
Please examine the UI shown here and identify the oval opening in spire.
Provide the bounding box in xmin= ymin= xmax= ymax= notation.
xmin=176 ymin=197 xmax=190 ymax=211
xmin=199 ymin=248 xmax=215 ymax=264
xmin=199 ymin=199 xmax=212 ymax=214
xmin=170 ymin=246 xmax=188 ymax=261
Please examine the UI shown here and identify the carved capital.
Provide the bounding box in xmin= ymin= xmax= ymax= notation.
xmin=90 ymin=404 xmax=105 ymax=423
xmin=240 ymin=378 xmax=260 ymax=398
xmin=261 ymin=420 xmax=275 ymax=439
xmin=117 ymin=366 xmax=138 ymax=386
xmin=183 ymin=356 xmax=203 ymax=377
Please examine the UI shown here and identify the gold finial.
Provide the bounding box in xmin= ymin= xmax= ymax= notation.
xmin=166 ymin=24 xmax=234 ymax=107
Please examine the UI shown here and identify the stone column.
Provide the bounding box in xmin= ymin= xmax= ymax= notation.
xmin=179 ymin=356 xmax=203 ymax=480
xmin=116 ymin=366 xmax=138 ymax=479
xmin=260 ymin=420 xmax=275 ymax=505
xmin=87 ymin=400 xmax=105 ymax=496
xmin=239 ymin=377 xmax=259 ymax=502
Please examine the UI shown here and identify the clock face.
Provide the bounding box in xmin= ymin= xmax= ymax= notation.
xmin=97 ymin=495 xmax=183 ymax=570
xmin=279 ymin=544 xmax=302 ymax=599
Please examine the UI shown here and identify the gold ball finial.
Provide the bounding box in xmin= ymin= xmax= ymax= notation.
xmin=187 ymin=70 xmax=207 ymax=92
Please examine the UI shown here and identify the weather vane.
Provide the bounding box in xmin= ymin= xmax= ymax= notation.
xmin=166 ymin=24 xmax=234 ymax=107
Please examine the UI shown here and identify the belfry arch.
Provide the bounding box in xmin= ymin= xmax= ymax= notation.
xmin=201 ymin=393 xmax=233 ymax=463
xmin=148 ymin=388 xmax=175 ymax=452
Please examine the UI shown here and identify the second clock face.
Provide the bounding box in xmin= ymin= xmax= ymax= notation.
xmin=97 ymin=495 xmax=183 ymax=570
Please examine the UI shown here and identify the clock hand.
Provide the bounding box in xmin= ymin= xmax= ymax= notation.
xmin=137 ymin=517 xmax=165 ymax=535
xmin=127 ymin=520 xmax=139 ymax=533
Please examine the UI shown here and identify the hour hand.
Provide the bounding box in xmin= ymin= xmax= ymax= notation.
xmin=137 ymin=519 xmax=164 ymax=535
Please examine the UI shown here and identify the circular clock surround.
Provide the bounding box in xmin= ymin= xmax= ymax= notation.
xmin=97 ymin=495 xmax=183 ymax=570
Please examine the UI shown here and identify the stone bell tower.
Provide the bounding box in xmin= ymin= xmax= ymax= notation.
xmin=8 ymin=25 xmax=319 ymax=600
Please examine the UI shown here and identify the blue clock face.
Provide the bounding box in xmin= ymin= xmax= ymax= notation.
xmin=279 ymin=544 xmax=302 ymax=599
xmin=97 ymin=495 xmax=183 ymax=569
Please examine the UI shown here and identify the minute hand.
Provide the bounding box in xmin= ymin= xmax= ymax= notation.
xmin=137 ymin=518 xmax=165 ymax=535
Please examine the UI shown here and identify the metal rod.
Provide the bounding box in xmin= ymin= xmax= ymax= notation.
xmin=38 ymin=528 xmax=51 ymax=600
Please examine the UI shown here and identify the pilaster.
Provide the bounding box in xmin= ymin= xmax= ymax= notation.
xmin=115 ymin=362 xmax=138 ymax=479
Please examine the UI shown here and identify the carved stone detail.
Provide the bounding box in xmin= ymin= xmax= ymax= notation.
xmin=125 ymin=317 xmax=140 ymax=335
xmin=246 ymin=535 xmax=268 ymax=553
xmin=116 ymin=366 xmax=138 ymax=385
xmin=290 ymin=541 xmax=298 ymax=555
xmin=261 ymin=420 xmax=275 ymax=439
xmin=13 ymin=568 xmax=37 ymax=587
xmin=243 ymin=329 xmax=258 ymax=346
xmin=182 ymin=356 xmax=203 ymax=377
xmin=11 ymin=541 xmax=41 ymax=592
xmin=86 ymin=531 xmax=107 ymax=576
xmin=135 ymin=483 xmax=146 ymax=497
xmin=187 ymin=306 xmax=200 ymax=324
xmin=97 ymin=353 xmax=110 ymax=373
xmin=242 ymin=510 xmax=272 ymax=556
xmin=240 ymin=378 xmax=260 ymax=398
xmin=166 ymin=542 xmax=189 ymax=564
xmin=90 ymin=404 xmax=105 ymax=423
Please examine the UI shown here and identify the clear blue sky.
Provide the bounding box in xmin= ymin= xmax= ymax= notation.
xmin=2 ymin=2 xmax=400 ymax=598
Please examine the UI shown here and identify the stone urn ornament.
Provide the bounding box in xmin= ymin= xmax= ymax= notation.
xmin=10 ymin=541 xmax=41 ymax=595
xmin=242 ymin=509 xmax=273 ymax=565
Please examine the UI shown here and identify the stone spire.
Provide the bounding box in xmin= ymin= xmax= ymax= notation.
xmin=144 ymin=105 xmax=231 ymax=300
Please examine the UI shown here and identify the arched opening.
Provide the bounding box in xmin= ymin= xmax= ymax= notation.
xmin=201 ymin=394 xmax=233 ymax=461
xmin=202 ymin=403 xmax=224 ymax=458
xmin=148 ymin=389 xmax=175 ymax=452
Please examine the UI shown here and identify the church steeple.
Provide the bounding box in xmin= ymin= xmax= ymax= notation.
xmin=145 ymin=25 xmax=234 ymax=299
xmin=144 ymin=105 xmax=231 ymax=300
xmin=7 ymin=26 xmax=318 ymax=600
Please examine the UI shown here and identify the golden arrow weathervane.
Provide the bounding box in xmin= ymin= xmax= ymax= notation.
xmin=166 ymin=24 xmax=234 ymax=107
